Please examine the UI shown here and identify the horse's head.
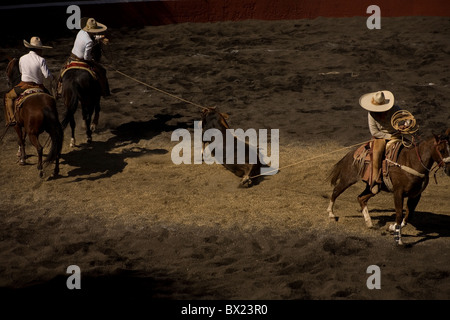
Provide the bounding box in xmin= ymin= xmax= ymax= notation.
xmin=433 ymin=128 xmax=450 ymax=176
xmin=200 ymin=107 xmax=230 ymax=133
xmin=6 ymin=57 xmax=21 ymax=88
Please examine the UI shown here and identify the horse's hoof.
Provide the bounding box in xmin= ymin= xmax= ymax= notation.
xmin=239 ymin=179 xmax=251 ymax=188
xmin=39 ymin=170 xmax=44 ymax=178
xmin=19 ymin=160 xmax=26 ymax=166
xmin=86 ymin=137 xmax=92 ymax=144
xmin=90 ymin=124 xmax=96 ymax=132
xmin=328 ymin=212 xmax=338 ymax=222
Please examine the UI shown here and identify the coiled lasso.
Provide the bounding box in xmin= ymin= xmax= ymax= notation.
xmin=390 ymin=110 xmax=419 ymax=147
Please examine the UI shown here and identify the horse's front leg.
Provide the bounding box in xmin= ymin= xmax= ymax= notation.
xmin=69 ymin=115 xmax=76 ymax=147
xmin=404 ymin=194 xmax=422 ymax=227
xmin=389 ymin=191 xmax=405 ymax=245
xmin=91 ymin=103 xmax=100 ymax=132
xmin=84 ymin=113 xmax=92 ymax=143
xmin=14 ymin=125 xmax=26 ymax=165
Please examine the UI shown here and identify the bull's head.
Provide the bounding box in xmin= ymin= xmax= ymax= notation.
xmin=200 ymin=107 xmax=230 ymax=132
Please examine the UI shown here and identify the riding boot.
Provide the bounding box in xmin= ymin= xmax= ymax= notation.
xmin=4 ymin=88 xmax=17 ymax=126
xmin=371 ymin=138 xmax=386 ymax=194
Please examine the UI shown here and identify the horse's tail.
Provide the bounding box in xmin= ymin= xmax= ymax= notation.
xmin=43 ymin=104 xmax=64 ymax=163
xmin=327 ymin=148 xmax=358 ymax=186
xmin=61 ymin=82 xmax=79 ymax=129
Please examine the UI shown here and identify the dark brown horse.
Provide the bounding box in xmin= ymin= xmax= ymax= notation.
xmin=327 ymin=129 xmax=450 ymax=245
xmin=5 ymin=58 xmax=63 ymax=177
xmin=60 ymin=39 xmax=105 ymax=147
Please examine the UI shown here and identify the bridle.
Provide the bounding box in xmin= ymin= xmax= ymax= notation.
xmin=413 ymin=134 xmax=450 ymax=183
xmin=434 ymin=137 xmax=450 ymax=168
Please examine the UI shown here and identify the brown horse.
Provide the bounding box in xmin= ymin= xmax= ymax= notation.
xmin=327 ymin=129 xmax=450 ymax=245
xmin=200 ymin=107 xmax=264 ymax=187
xmin=5 ymin=58 xmax=63 ymax=177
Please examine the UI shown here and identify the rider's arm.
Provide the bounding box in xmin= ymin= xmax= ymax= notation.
xmin=40 ymin=57 xmax=53 ymax=81
xmin=368 ymin=112 xmax=392 ymax=140
xmin=83 ymin=37 xmax=94 ymax=61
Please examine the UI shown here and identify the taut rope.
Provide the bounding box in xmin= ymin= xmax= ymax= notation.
xmin=249 ymin=140 xmax=372 ymax=180
xmin=109 ymin=66 xmax=207 ymax=111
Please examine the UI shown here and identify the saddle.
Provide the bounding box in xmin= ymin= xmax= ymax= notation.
xmin=60 ymin=60 xmax=97 ymax=80
xmin=15 ymin=87 xmax=45 ymax=108
xmin=353 ymin=139 xmax=403 ymax=190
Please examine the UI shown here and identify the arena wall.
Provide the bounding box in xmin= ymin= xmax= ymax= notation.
xmin=1 ymin=0 xmax=449 ymax=30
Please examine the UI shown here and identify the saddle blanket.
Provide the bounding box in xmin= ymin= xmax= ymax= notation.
xmin=15 ymin=87 xmax=45 ymax=108
xmin=60 ymin=61 xmax=97 ymax=80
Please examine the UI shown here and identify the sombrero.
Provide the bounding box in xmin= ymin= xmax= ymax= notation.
xmin=359 ymin=90 xmax=394 ymax=112
xmin=83 ymin=18 xmax=107 ymax=33
xmin=23 ymin=37 xmax=52 ymax=49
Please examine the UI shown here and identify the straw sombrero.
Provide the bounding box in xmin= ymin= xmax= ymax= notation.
xmin=82 ymin=18 xmax=107 ymax=33
xmin=23 ymin=37 xmax=52 ymax=49
xmin=359 ymin=90 xmax=394 ymax=112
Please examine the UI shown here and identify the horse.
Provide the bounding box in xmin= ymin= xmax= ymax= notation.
xmin=200 ymin=107 xmax=263 ymax=187
xmin=59 ymin=38 xmax=106 ymax=147
xmin=327 ymin=129 xmax=450 ymax=245
xmin=5 ymin=58 xmax=63 ymax=178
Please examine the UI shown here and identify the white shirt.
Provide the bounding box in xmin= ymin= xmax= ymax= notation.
xmin=19 ymin=51 xmax=53 ymax=84
xmin=71 ymin=29 xmax=94 ymax=60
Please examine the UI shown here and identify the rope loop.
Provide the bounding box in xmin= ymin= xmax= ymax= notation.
xmin=391 ymin=109 xmax=419 ymax=134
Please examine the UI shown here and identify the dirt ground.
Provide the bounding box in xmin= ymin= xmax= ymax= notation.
xmin=0 ymin=16 xmax=449 ymax=306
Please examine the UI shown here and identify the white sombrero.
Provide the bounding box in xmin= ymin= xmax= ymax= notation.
xmin=83 ymin=18 xmax=107 ymax=33
xmin=359 ymin=90 xmax=395 ymax=112
xmin=23 ymin=36 xmax=52 ymax=49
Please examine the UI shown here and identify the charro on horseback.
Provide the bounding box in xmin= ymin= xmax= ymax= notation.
xmin=4 ymin=37 xmax=54 ymax=127
xmin=57 ymin=17 xmax=110 ymax=98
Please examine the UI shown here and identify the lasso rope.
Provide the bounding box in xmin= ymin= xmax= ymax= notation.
xmin=248 ymin=140 xmax=372 ymax=179
xmin=108 ymin=66 xmax=207 ymax=111
xmin=390 ymin=109 xmax=419 ymax=147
